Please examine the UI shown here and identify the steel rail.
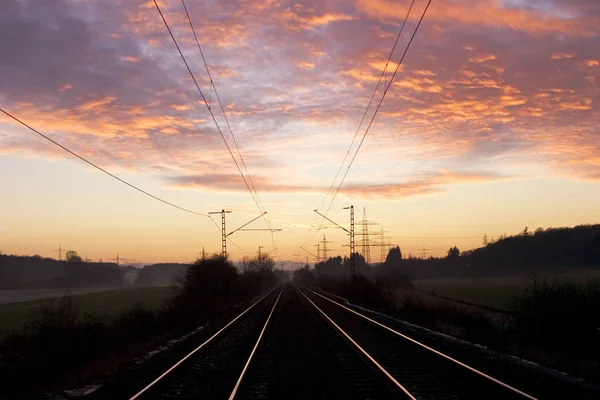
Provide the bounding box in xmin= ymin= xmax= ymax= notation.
xmin=129 ymin=285 xmax=280 ymax=400
xmin=296 ymin=286 xmax=416 ymax=399
xmin=304 ymin=286 xmax=537 ymax=400
xmin=228 ymin=285 xmax=284 ymax=399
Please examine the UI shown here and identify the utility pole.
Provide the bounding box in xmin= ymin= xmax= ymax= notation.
xmin=54 ymin=245 xmax=63 ymax=261
xmin=258 ymin=245 xmax=264 ymax=258
xmin=209 ymin=210 xmax=231 ymax=258
xmin=382 ymin=226 xmax=389 ymax=263
xmin=345 ymin=205 xmax=355 ymax=285
xmin=421 ymin=245 xmax=429 ymax=259
xmin=362 ymin=207 xmax=370 ymax=263
xmin=110 ymin=253 xmax=120 ymax=264
xmin=314 ymin=243 xmax=320 ymax=263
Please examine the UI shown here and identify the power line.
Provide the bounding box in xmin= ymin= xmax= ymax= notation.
xmin=180 ymin=0 xmax=265 ymax=216
xmin=152 ymin=1 xmax=262 ymax=217
xmin=209 ymin=215 xmax=252 ymax=255
xmin=157 ymin=0 xmax=277 ymax=254
xmin=394 ymin=215 xmax=600 ymax=228
xmin=315 ymin=0 xmax=418 ymax=214
xmin=325 ymin=0 xmax=432 ymax=215
xmin=180 ymin=0 xmax=277 ymax=256
xmin=0 ymin=108 xmax=208 ymax=217
xmin=302 ymin=0 xmax=429 ymax=251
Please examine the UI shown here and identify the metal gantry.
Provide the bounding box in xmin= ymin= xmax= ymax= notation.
xmin=209 ymin=210 xmax=282 ymax=258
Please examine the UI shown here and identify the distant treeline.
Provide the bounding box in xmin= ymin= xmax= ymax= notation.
xmin=301 ymin=247 xmax=412 ymax=289
xmin=0 ymin=254 xmax=191 ymax=290
xmin=0 ymin=255 xmax=123 ymax=289
xmin=305 ymin=224 xmax=600 ymax=280
xmin=405 ymin=224 xmax=600 ymax=279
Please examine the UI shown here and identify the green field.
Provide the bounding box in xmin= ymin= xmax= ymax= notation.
xmin=414 ymin=269 xmax=600 ymax=311
xmin=0 ymin=286 xmax=175 ymax=334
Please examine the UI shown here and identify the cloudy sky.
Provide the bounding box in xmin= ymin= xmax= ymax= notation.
xmin=1 ymin=0 xmax=599 ymax=263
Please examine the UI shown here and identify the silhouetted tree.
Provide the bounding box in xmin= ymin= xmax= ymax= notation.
xmin=292 ymin=265 xmax=316 ymax=285
xmin=314 ymin=256 xmax=344 ymax=277
xmin=385 ymin=246 xmax=403 ymax=265
xmin=446 ymin=246 xmax=460 ymax=260
xmin=248 ymin=254 xmax=275 ymax=272
xmin=65 ymin=250 xmax=82 ymax=263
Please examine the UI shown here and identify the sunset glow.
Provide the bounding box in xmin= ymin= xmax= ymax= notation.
xmin=1 ymin=0 xmax=599 ymax=263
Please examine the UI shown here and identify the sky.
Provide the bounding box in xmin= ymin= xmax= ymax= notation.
xmin=1 ymin=0 xmax=599 ymax=264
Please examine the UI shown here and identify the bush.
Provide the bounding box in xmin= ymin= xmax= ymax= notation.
xmin=0 ymin=255 xmax=281 ymax=397
xmin=514 ymin=276 xmax=600 ymax=353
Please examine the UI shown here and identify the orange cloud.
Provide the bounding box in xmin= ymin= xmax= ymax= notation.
xmin=297 ymin=61 xmax=315 ymax=70
xmin=551 ymin=53 xmax=574 ymax=60
xmin=354 ymin=0 xmax=598 ymax=36
xmin=584 ymin=60 xmax=600 ymax=67
xmin=167 ymin=170 xmax=506 ymax=199
xmin=469 ymin=54 xmax=496 ymax=63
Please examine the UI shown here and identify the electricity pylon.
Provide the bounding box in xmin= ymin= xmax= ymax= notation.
xmin=357 ymin=207 xmax=379 ymax=264
xmin=320 ymin=234 xmax=333 ymax=261
xmin=53 ymin=245 xmax=63 ymax=261
xmin=369 ymin=224 xmax=394 ymax=263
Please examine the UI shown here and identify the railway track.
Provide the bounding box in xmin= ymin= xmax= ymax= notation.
xmin=126 ymin=283 xmax=543 ymax=399
xmin=300 ymin=286 xmax=536 ymax=400
xmin=232 ymin=284 xmax=402 ymax=399
xmin=129 ymin=285 xmax=283 ymax=399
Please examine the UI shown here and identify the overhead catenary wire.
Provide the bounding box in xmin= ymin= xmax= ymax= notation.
xmin=0 ymin=108 xmax=208 ymax=217
xmin=153 ymin=1 xmax=263 ymax=218
xmin=300 ymin=0 xmax=415 ymax=250
xmin=324 ymin=0 xmax=432 ymax=217
xmin=302 ymin=0 xmax=428 ymax=252
xmin=181 ymin=0 xmax=277 ymax=256
xmin=158 ymin=0 xmax=277 ymax=255
xmin=315 ymin=0 xmax=418 ymax=214
xmin=180 ymin=0 xmax=266 ymax=216
xmin=209 ymin=215 xmax=253 ymax=255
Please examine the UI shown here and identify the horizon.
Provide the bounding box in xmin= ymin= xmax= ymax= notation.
xmin=1 ymin=0 xmax=599 ymax=263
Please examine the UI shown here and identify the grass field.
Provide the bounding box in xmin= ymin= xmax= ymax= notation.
xmin=0 ymin=286 xmax=175 ymax=334
xmin=414 ymin=269 xmax=600 ymax=311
